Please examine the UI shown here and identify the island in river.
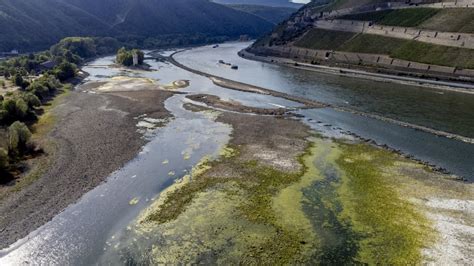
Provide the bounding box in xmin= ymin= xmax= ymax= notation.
xmin=0 ymin=43 xmax=472 ymax=265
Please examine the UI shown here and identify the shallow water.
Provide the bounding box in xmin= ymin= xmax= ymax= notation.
xmin=174 ymin=42 xmax=474 ymax=180
xmin=1 ymin=43 xmax=473 ymax=263
xmin=175 ymin=42 xmax=474 ymax=138
xmin=0 ymin=94 xmax=232 ymax=265
xmin=0 ymin=50 xmax=311 ymax=264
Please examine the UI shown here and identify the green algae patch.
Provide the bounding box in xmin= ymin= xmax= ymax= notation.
xmin=133 ymin=139 xmax=322 ymax=264
xmin=129 ymin=197 xmax=140 ymax=206
xmin=336 ymin=143 xmax=435 ymax=265
xmin=121 ymin=135 xmax=452 ymax=264
xmin=145 ymin=156 xmax=215 ymax=224
xmin=219 ymin=146 xmax=237 ymax=158
xmin=231 ymin=161 xmax=316 ymax=263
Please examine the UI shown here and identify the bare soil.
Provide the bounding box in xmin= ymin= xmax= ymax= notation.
xmin=187 ymin=94 xmax=290 ymax=116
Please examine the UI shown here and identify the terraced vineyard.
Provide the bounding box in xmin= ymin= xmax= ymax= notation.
xmin=338 ymin=8 xmax=474 ymax=33
xmin=296 ymin=29 xmax=474 ymax=69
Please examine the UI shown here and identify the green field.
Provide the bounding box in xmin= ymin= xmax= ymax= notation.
xmin=338 ymin=34 xmax=406 ymax=54
xmin=295 ymin=29 xmax=474 ymax=69
xmin=338 ymin=8 xmax=440 ymax=27
xmin=295 ymin=29 xmax=356 ymax=50
xmin=338 ymin=8 xmax=474 ymax=33
xmin=420 ymin=8 xmax=474 ymax=33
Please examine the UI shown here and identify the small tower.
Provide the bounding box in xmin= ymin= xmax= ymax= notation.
xmin=132 ymin=52 xmax=139 ymax=66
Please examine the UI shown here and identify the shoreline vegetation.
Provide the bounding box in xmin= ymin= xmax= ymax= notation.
xmin=0 ymin=37 xmax=160 ymax=186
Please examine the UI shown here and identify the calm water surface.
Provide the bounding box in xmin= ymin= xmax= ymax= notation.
xmin=175 ymin=42 xmax=474 ymax=138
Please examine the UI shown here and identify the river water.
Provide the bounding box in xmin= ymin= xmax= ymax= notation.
xmin=0 ymin=42 xmax=473 ymax=264
xmin=175 ymin=42 xmax=474 ymax=179
xmin=175 ymin=42 xmax=474 ymax=139
xmin=0 ymin=50 xmax=305 ymax=264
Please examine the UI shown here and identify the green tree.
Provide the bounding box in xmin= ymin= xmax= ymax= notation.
xmin=27 ymin=81 xmax=50 ymax=98
xmin=116 ymin=47 xmax=145 ymax=66
xmin=13 ymin=74 xmax=24 ymax=87
xmin=22 ymin=93 xmax=41 ymax=108
xmin=0 ymin=148 xmax=8 ymax=171
xmin=54 ymin=62 xmax=77 ymax=81
xmin=14 ymin=98 xmax=28 ymax=118
xmin=116 ymin=47 xmax=133 ymax=66
xmin=8 ymin=121 xmax=32 ymax=156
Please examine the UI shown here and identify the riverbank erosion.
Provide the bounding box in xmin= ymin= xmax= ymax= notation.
xmin=0 ymin=77 xmax=175 ymax=249
xmin=101 ymin=99 xmax=473 ymax=264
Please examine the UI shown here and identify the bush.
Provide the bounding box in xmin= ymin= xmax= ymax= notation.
xmin=14 ymin=98 xmax=28 ymax=118
xmin=27 ymin=81 xmax=50 ymax=98
xmin=13 ymin=74 xmax=25 ymax=88
xmin=22 ymin=93 xmax=41 ymax=108
xmin=0 ymin=148 xmax=8 ymax=170
xmin=8 ymin=121 xmax=32 ymax=156
xmin=54 ymin=62 xmax=77 ymax=82
xmin=1 ymin=97 xmax=31 ymax=123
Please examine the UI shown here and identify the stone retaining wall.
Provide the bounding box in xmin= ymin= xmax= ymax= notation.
xmin=426 ymin=0 xmax=474 ymax=8
xmin=313 ymin=19 xmax=474 ymax=49
xmin=249 ymin=46 xmax=474 ymax=80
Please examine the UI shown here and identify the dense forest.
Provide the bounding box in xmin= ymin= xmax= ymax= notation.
xmin=0 ymin=0 xmax=274 ymax=52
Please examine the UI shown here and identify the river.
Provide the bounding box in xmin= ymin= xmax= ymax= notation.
xmin=0 ymin=42 xmax=472 ymax=264
xmin=175 ymin=42 xmax=474 ymax=179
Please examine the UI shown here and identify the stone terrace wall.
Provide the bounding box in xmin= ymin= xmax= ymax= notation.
xmin=317 ymin=0 xmax=473 ymax=20
xmin=313 ymin=20 xmax=474 ymax=49
xmin=427 ymin=0 xmax=474 ymax=7
xmin=249 ymin=46 xmax=474 ymax=79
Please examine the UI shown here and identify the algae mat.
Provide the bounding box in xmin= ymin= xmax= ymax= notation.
xmin=100 ymin=138 xmax=473 ymax=264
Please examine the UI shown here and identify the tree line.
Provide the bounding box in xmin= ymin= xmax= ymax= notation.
xmin=0 ymin=37 xmax=122 ymax=181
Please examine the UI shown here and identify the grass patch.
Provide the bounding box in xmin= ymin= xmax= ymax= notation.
xmin=391 ymin=40 xmax=474 ymax=69
xmin=339 ymin=8 xmax=440 ymax=27
xmin=295 ymin=28 xmax=356 ymax=50
xmin=336 ymin=143 xmax=434 ymax=265
xmin=420 ymin=8 xmax=474 ymax=33
xmin=31 ymin=88 xmax=70 ymax=139
xmin=339 ymin=33 xmax=406 ymax=54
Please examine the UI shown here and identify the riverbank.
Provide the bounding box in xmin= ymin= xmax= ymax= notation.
xmin=102 ymin=98 xmax=473 ymax=264
xmin=239 ymin=49 xmax=474 ymax=93
xmin=0 ymin=78 xmax=175 ymax=249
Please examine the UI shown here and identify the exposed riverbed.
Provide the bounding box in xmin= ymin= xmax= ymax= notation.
xmin=0 ymin=43 xmax=472 ymax=264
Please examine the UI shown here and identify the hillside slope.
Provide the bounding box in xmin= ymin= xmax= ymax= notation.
xmin=0 ymin=0 xmax=273 ymax=52
xmin=228 ymin=4 xmax=297 ymax=24
xmin=212 ymin=0 xmax=304 ymax=8
xmin=251 ymin=0 xmax=474 ymax=76
xmin=0 ymin=0 xmax=112 ymax=52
